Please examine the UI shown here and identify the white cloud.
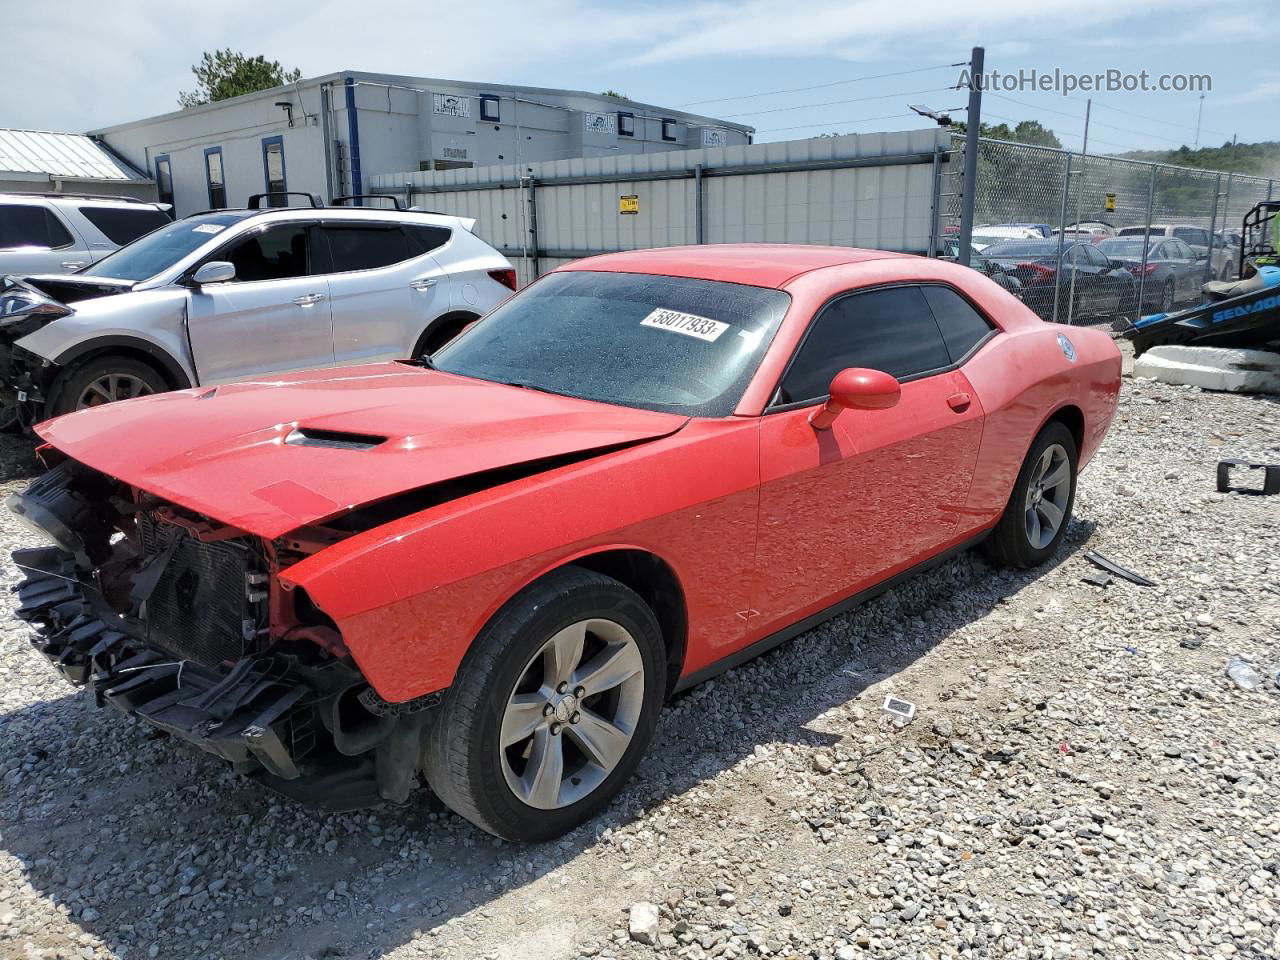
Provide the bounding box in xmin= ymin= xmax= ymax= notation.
xmin=0 ymin=0 xmax=1245 ymax=132
xmin=619 ymin=0 xmax=1204 ymax=65
xmin=1220 ymin=77 xmax=1280 ymax=106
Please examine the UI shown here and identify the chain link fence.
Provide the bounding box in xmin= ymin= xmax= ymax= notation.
xmin=945 ymin=136 xmax=1277 ymax=325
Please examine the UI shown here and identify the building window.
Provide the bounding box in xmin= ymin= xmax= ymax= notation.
xmin=204 ymin=146 xmax=226 ymax=209
xmin=154 ymin=154 xmax=173 ymax=207
xmin=480 ymin=95 xmax=500 ymax=123
xmin=261 ymin=136 xmax=286 ymax=205
xmin=617 ymin=112 xmax=635 ymax=137
xmin=661 ymin=119 xmax=678 ymax=142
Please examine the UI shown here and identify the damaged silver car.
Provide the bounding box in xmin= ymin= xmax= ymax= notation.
xmin=0 ymin=196 xmax=515 ymax=428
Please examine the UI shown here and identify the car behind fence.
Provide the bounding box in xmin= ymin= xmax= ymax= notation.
xmin=370 ymin=130 xmax=1276 ymax=327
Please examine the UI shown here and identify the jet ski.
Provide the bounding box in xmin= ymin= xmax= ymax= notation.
xmin=1118 ymin=265 xmax=1280 ymax=356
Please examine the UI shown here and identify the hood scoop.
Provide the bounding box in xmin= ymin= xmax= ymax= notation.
xmin=284 ymin=427 xmax=388 ymax=451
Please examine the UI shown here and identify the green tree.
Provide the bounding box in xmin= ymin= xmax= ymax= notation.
xmin=600 ymin=89 xmax=630 ymax=100
xmin=952 ymin=118 xmax=1061 ymax=149
xmin=179 ymin=50 xmax=303 ymax=108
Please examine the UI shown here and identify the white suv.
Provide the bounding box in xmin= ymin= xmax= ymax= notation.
xmin=0 ymin=193 xmax=172 ymax=276
xmin=0 ymin=195 xmax=515 ymax=425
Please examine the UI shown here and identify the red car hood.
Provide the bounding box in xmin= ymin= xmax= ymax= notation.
xmin=36 ymin=363 xmax=687 ymax=538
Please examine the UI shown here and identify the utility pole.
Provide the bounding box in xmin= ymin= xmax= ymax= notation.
xmin=1065 ymin=98 xmax=1091 ymax=325
xmin=1194 ymin=93 xmax=1205 ymax=148
xmin=957 ymin=45 xmax=984 ymax=268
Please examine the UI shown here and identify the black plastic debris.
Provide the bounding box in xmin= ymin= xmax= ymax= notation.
xmin=1083 ymin=551 xmax=1156 ymax=587
xmin=1217 ymin=459 xmax=1280 ymax=496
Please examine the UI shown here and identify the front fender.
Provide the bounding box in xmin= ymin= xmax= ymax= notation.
xmin=16 ymin=288 xmax=197 ymax=388
xmin=280 ymin=419 xmax=762 ymax=703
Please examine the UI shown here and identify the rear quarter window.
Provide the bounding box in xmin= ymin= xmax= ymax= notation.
xmin=78 ymin=206 xmax=171 ymax=245
xmin=405 ymin=224 xmax=452 ymax=254
xmin=920 ymin=286 xmax=995 ymax=363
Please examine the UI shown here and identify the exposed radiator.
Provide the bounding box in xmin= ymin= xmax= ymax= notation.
xmin=136 ymin=514 xmax=261 ymax=667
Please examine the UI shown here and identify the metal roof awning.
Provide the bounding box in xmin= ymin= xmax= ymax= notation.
xmin=0 ymin=128 xmax=149 ymax=182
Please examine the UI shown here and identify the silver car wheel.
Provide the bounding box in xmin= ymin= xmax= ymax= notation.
xmin=77 ymin=373 xmax=154 ymax=409
xmin=1024 ymin=442 xmax=1071 ymax=549
xmin=500 ymin=618 xmax=645 ymax=810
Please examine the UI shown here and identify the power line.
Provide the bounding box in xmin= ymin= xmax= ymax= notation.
xmin=721 ymin=87 xmax=953 ymax=119
xmin=987 ymin=92 xmax=1194 ymax=148
xmin=1077 ymin=95 xmax=1233 ymax=141
xmin=979 ymin=111 xmax=1138 ymax=153
xmin=676 ymin=63 xmax=961 ymax=108
xmin=988 ymin=90 xmax=1233 ymax=146
xmin=756 ymin=111 xmax=921 ymax=134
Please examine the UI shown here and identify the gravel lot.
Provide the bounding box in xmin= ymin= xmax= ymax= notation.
xmin=1 ymin=357 xmax=1277 ymax=960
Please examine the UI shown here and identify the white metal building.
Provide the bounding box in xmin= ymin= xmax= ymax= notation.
xmin=92 ymin=71 xmax=754 ymax=217
xmin=0 ymin=129 xmax=156 ymax=200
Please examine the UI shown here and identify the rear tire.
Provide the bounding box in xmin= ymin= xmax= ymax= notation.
xmin=421 ymin=567 xmax=666 ymax=841
xmin=981 ymin=421 xmax=1078 ymax=569
xmin=51 ymin=355 xmax=168 ymax=417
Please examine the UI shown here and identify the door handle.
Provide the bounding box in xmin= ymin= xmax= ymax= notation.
xmin=409 ymin=278 xmax=437 ymax=290
xmin=947 ymin=392 xmax=972 ymax=412
xmin=292 ymin=293 xmax=326 ymax=306
xmin=61 ymin=261 xmax=85 ymax=269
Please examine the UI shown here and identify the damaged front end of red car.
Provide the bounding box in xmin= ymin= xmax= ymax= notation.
xmin=10 ymin=454 xmax=434 ymax=812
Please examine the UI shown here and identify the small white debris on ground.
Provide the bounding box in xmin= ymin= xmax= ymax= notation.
xmin=0 ymin=347 xmax=1276 ymax=960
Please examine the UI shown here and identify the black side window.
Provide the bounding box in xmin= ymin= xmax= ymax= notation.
xmin=404 ymin=224 xmax=451 ymax=255
xmin=921 ymin=286 xmax=994 ymax=364
xmin=0 ymin=205 xmax=73 ymax=249
xmin=221 ymin=224 xmax=310 ymax=282
xmin=78 ymin=207 xmax=170 ymax=245
xmin=322 ymin=225 xmax=414 ymax=272
xmin=779 ymin=286 xmax=950 ymax=403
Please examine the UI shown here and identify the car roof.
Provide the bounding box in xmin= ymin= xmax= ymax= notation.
xmin=0 ymin=192 xmax=164 ymax=208
xmin=557 ymin=244 xmax=910 ymax=288
xmin=187 ymin=206 xmax=471 ymax=230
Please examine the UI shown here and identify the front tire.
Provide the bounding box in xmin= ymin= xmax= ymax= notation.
xmin=421 ymin=567 xmax=666 ymax=841
xmin=51 ymin=355 xmax=168 ymax=417
xmin=982 ymin=421 xmax=1078 ymax=569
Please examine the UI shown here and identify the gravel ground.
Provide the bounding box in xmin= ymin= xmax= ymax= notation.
xmin=1 ymin=359 xmax=1277 ymax=960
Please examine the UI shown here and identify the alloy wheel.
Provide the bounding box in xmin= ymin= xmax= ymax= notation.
xmin=1024 ymin=442 xmax=1071 ymax=549
xmin=500 ymin=618 xmax=645 ymax=810
xmin=76 ymin=373 xmax=154 ymax=409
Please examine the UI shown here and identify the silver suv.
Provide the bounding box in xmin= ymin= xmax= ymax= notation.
xmin=0 ymin=196 xmax=515 ymax=426
xmin=0 ymin=193 xmax=173 ymax=276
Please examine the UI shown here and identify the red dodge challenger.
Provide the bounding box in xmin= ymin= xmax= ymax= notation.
xmin=11 ymin=245 xmax=1120 ymax=841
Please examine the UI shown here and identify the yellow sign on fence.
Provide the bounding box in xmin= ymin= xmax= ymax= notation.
xmin=1104 ymin=193 xmax=1117 ymax=213
xmin=619 ymin=195 xmax=639 ymax=215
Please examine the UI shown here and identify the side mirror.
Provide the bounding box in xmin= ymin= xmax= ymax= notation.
xmin=809 ymin=368 xmax=901 ymax=430
xmin=191 ymin=261 xmax=235 ymax=285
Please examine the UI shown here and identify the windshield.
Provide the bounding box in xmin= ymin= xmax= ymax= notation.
xmin=1097 ymin=238 xmax=1150 ymax=257
xmin=80 ymin=212 xmax=253 ymax=282
xmin=432 ymin=270 xmax=791 ymax=417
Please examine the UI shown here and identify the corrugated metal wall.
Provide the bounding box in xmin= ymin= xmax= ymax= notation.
xmin=371 ymin=129 xmax=950 ymax=286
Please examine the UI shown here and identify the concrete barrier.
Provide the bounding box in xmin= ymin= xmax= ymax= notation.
xmin=1132 ymin=345 xmax=1280 ymax=394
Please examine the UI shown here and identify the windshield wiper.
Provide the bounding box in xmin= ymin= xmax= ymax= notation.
xmin=500 ymin=379 xmax=560 ymax=395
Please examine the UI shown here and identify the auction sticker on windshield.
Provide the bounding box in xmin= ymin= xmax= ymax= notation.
xmin=640 ymin=308 xmax=729 ymax=342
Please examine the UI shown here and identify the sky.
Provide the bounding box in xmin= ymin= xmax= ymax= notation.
xmin=4 ymin=0 xmax=1275 ymax=155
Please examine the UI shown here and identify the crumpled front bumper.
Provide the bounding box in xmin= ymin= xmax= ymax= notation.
xmin=13 ymin=544 xmax=318 ymax=782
